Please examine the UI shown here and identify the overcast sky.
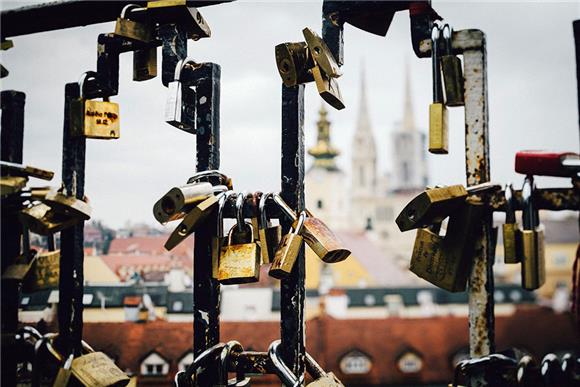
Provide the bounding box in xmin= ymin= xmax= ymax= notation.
xmin=1 ymin=1 xmax=579 ymax=228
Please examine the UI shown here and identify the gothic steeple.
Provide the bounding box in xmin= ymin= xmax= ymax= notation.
xmin=402 ymin=59 xmax=415 ymax=131
xmin=308 ymin=104 xmax=340 ymax=170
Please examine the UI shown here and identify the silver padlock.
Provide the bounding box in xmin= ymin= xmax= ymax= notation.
xmin=165 ymin=58 xmax=198 ymax=133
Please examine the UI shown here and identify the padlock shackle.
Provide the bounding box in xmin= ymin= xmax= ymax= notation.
xmin=174 ymin=57 xmax=200 ymax=82
xmin=218 ymin=341 xmax=244 ymax=385
xmin=442 ymin=23 xmax=453 ymax=54
xmin=273 ymin=193 xmax=298 ymax=222
xmin=504 ymin=183 xmax=516 ymax=223
xmin=216 ymin=191 xmax=234 ymax=238
xmin=235 ymin=191 xmax=250 ymax=232
xmin=182 ymin=342 xmax=227 ymax=381
xmin=431 ymin=22 xmax=443 ymax=103
xmin=119 ymin=3 xmax=140 ymax=19
xmin=521 ymin=176 xmax=538 ymax=230
xmin=259 ymin=192 xmax=274 ymax=227
xmin=268 ymin=340 xmax=302 ymax=387
xmin=78 ymin=71 xmax=100 ymax=100
xmin=187 ymin=170 xmax=232 ymax=188
xmin=293 ymin=211 xmax=306 ymax=235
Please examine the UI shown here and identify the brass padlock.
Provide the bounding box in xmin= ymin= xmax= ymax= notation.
xmin=519 ymin=177 xmax=545 ymax=290
xmin=70 ymin=72 xmax=120 ymax=139
xmin=429 ymin=23 xmax=448 ymax=154
xmin=275 ymin=42 xmax=313 ymax=87
xmin=1 ymin=160 xmax=54 ymax=181
xmin=114 ymin=4 xmax=153 ymax=43
xmin=211 ymin=192 xmax=233 ymax=279
xmin=502 ymin=184 xmax=520 ymax=264
xmin=164 ymin=186 xmax=227 ymax=251
xmin=312 ymin=65 xmax=345 ymax=110
xmin=305 ymin=352 xmax=345 ymax=387
xmin=440 ymin=24 xmax=465 ymax=107
xmin=1 ymin=175 xmax=27 ymax=196
xmin=146 ymin=1 xmax=211 ymax=40
xmin=153 ymin=181 xmax=215 ymax=224
xmin=24 ymin=250 xmax=60 ymax=292
xmin=53 ymin=354 xmax=74 ymax=387
xmin=44 ymin=188 xmax=92 ymax=221
xmin=19 ymin=203 xmax=78 ymax=235
xmin=410 ymin=201 xmax=484 ymax=292
xmin=2 ymin=250 xmax=37 ymax=281
xmin=165 ymin=58 xmax=197 ymax=133
xmin=273 ymin=194 xmax=350 ymax=263
xmin=133 ymin=47 xmax=157 ymax=81
xmin=302 ymin=27 xmax=341 ymax=79
xmin=218 ymin=193 xmax=261 ymax=285
xmin=269 ymin=211 xmax=305 ymax=279
xmin=258 ymin=192 xmax=282 ymax=264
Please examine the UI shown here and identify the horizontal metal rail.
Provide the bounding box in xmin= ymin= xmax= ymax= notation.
xmin=1 ymin=0 xmax=233 ymax=38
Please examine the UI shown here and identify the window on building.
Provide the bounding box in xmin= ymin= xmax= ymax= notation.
xmin=317 ymin=199 xmax=323 ymax=209
xmin=339 ymin=350 xmax=372 ymax=374
xmin=553 ymin=253 xmax=568 ymax=267
xmin=397 ymin=350 xmax=423 ymax=374
xmin=402 ymin=162 xmax=410 ymax=184
xmin=140 ymin=352 xmax=169 ymax=376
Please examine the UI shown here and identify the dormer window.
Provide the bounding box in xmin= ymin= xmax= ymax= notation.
xmin=140 ymin=352 xmax=169 ymax=376
xmin=339 ymin=350 xmax=372 ymax=375
xmin=178 ymin=352 xmax=194 ymax=372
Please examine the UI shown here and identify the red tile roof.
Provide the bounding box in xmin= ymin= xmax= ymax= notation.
xmin=82 ymin=306 xmax=578 ymax=386
xmin=100 ymin=254 xmax=192 ymax=281
xmin=108 ymin=235 xmax=193 ymax=258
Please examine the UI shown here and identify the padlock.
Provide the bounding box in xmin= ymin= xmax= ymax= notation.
xmin=2 ymin=250 xmax=37 ymax=281
xmin=211 ymin=192 xmax=233 ymax=279
xmin=23 ymin=250 xmax=60 ymax=292
xmin=133 ymin=47 xmax=157 ymax=81
xmin=275 ymin=42 xmax=313 ymax=87
xmin=153 ymin=181 xmax=215 ymax=224
xmin=302 ymin=27 xmax=341 ymax=79
xmin=53 ymin=354 xmax=74 ymax=387
xmin=70 ymin=72 xmax=120 ymax=139
xmin=312 ymin=65 xmax=345 ymax=110
xmin=429 ymin=23 xmax=448 ymax=154
xmin=1 ymin=161 xmax=54 ymax=181
xmin=44 ymin=188 xmax=92 ymax=221
xmin=217 ymin=341 xmax=251 ymax=387
xmin=305 ymin=351 xmax=345 ymax=387
xmin=258 ymin=192 xmax=282 ymax=264
xmin=410 ymin=201 xmax=484 ymax=292
xmin=502 ymin=184 xmax=520 ymax=264
xmin=273 ymin=194 xmax=350 ymax=263
xmin=19 ymin=203 xmax=79 ymax=235
xmin=164 ymin=186 xmax=227 ymax=251
xmin=1 ymin=175 xmax=27 ymax=196
xmin=519 ymin=177 xmax=545 ymax=290
xmin=114 ymin=4 xmax=153 ymax=43
xmin=218 ymin=193 xmax=261 ymax=285
xmin=269 ymin=211 xmax=305 ymax=279
xmin=146 ymin=1 xmax=211 ymax=40
xmin=440 ymin=24 xmax=464 ymax=107
xmin=165 ymin=58 xmax=198 ymax=133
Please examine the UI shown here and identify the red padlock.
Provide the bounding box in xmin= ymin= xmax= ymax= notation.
xmin=515 ymin=151 xmax=579 ymax=177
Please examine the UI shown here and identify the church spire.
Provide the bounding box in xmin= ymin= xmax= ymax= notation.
xmin=356 ymin=64 xmax=372 ymax=134
xmin=308 ymin=104 xmax=340 ymax=170
xmin=402 ymin=58 xmax=415 ymax=131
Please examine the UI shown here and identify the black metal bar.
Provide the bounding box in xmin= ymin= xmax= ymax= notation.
xmin=0 ymin=0 xmax=233 ymax=38
xmin=574 ymin=20 xmax=580 ymax=135
xmin=488 ymin=186 xmax=579 ymax=212
xmin=96 ymin=34 xmax=123 ymax=96
xmin=192 ymin=62 xmax=221 ymax=387
xmin=0 ymin=89 xmax=25 ymax=387
xmin=58 ymin=83 xmax=86 ymax=357
xmin=280 ymin=84 xmax=306 ymax=379
xmin=229 ymin=352 xmax=276 ymax=375
xmin=159 ymin=24 xmax=189 ymax=87
xmin=322 ymin=2 xmax=344 ymax=66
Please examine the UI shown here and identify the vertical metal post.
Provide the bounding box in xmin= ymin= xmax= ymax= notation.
xmin=280 ymin=84 xmax=306 ymax=378
xmin=1 ymin=89 xmax=25 ymax=387
xmin=322 ymin=2 xmax=344 ymax=66
xmin=159 ymin=24 xmax=188 ymax=87
xmin=58 ymin=83 xmax=87 ymax=356
xmin=574 ymin=20 xmax=580 ymax=135
xmin=192 ymin=64 xmax=221 ymax=369
xmin=463 ymin=31 xmax=495 ymax=359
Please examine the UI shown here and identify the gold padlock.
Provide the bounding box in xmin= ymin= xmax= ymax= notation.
xmin=0 ymin=175 xmax=27 ymax=196
xmin=70 ymin=72 xmax=120 ymax=139
xmin=302 ymin=27 xmax=341 ymax=78
xmin=19 ymin=203 xmax=78 ymax=235
xmin=269 ymin=211 xmax=305 ymax=279
xmin=133 ymin=47 xmax=157 ymax=82
xmin=519 ymin=177 xmax=545 ymax=290
xmin=429 ymin=24 xmax=448 ymax=154
xmin=24 ymin=250 xmax=60 ymax=292
xmin=502 ymin=184 xmax=520 ymax=264
xmin=217 ymin=193 xmax=261 ymax=285
xmin=164 ymin=187 xmax=227 ymax=251
xmin=409 ymin=201 xmax=483 ymax=292
xmin=312 ymin=65 xmax=345 ymax=110
xmin=440 ymin=24 xmax=464 ymax=107
xmin=211 ymin=191 xmax=233 ymax=279
xmin=275 ymin=42 xmax=312 ymax=87
xmin=44 ymin=188 xmax=91 ymax=221
xmin=153 ymin=182 xmax=216 ymax=224
xmin=2 ymin=250 xmax=37 ymax=281
xmin=1 ymin=160 xmax=54 ymax=181
xmin=146 ymin=1 xmax=211 ymax=40
xmin=114 ymin=4 xmax=153 ymax=43
xmin=273 ymin=194 xmax=350 ymax=263
xmin=258 ymin=192 xmax=282 ymax=264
